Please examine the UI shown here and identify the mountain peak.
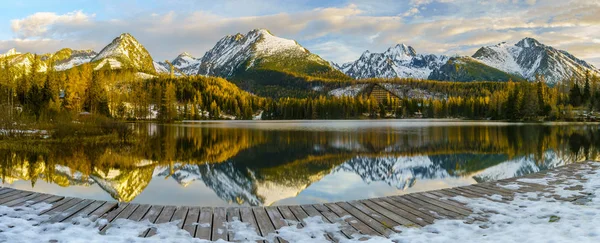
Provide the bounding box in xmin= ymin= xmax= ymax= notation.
xmin=177 ymin=52 xmax=194 ymax=58
xmin=388 ymin=44 xmax=417 ymax=57
xmin=0 ymin=48 xmax=20 ymax=58
xmin=91 ymin=32 xmax=155 ymax=74
xmin=516 ymin=37 xmax=542 ymax=48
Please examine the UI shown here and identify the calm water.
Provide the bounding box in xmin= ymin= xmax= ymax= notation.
xmin=1 ymin=120 xmax=599 ymax=206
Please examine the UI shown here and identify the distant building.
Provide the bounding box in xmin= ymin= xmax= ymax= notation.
xmin=365 ymin=84 xmax=400 ymax=102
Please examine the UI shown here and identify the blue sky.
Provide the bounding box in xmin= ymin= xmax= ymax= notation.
xmin=1 ymin=0 xmax=599 ymax=66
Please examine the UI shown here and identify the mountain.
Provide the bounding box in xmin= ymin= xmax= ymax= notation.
xmin=156 ymin=52 xmax=202 ymax=76
xmin=334 ymin=44 xmax=449 ymax=79
xmin=472 ymin=37 xmax=600 ymax=84
xmin=197 ymin=29 xmax=347 ymax=86
xmin=428 ymin=56 xmax=524 ymax=82
xmin=91 ymin=33 xmax=156 ymax=74
xmin=52 ymin=48 xmax=97 ymax=71
xmin=0 ymin=48 xmax=97 ymax=75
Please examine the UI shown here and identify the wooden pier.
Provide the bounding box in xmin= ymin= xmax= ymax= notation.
xmin=0 ymin=161 xmax=597 ymax=241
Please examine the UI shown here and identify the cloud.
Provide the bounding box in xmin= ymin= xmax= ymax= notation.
xmin=11 ymin=10 xmax=94 ymax=39
xmin=1 ymin=0 xmax=599 ymax=68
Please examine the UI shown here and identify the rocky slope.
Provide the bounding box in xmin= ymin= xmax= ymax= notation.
xmin=334 ymin=44 xmax=449 ymax=79
xmin=473 ymin=37 xmax=600 ymax=84
xmin=91 ymin=33 xmax=156 ymax=74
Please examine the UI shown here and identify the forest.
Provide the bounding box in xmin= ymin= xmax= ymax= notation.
xmin=0 ymin=56 xmax=599 ymax=125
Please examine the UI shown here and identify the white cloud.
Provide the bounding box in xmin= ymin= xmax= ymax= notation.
xmin=1 ymin=0 xmax=599 ymax=68
xmin=11 ymin=10 xmax=94 ymax=39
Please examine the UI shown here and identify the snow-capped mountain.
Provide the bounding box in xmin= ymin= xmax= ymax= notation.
xmin=197 ymin=29 xmax=340 ymax=78
xmin=428 ymin=56 xmax=523 ymax=82
xmin=0 ymin=48 xmax=20 ymax=58
xmin=472 ymin=37 xmax=600 ymax=84
xmin=91 ymin=33 xmax=156 ymax=74
xmin=156 ymin=52 xmax=202 ymax=76
xmin=334 ymin=44 xmax=449 ymax=79
xmin=53 ymin=49 xmax=97 ymax=71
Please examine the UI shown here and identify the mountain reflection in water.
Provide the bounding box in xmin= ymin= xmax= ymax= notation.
xmin=1 ymin=121 xmax=599 ymax=206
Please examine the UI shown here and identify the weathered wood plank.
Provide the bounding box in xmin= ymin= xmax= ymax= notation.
xmin=324 ymin=202 xmax=380 ymax=237
xmin=1 ymin=192 xmax=43 ymax=206
xmin=379 ymin=197 xmax=436 ymax=224
xmin=41 ymin=198 xmax=83 ymax=216
xmin=419 ymin=192 xmax=472 ymax=215
xmin=195 ymin=207 xmax=213 ymax=240
xmin=299 ymin=205 xmax=338 ymax=242
xmin=48 ymin=199 xmax=95 ymax=223
xmin=252 ymin=207 xmax=278 ymax=242
xmin=212 ymin=207 xmax=228 ymax=241
xmin=239 ymin=207 xmax=262 ymax=243
xmin=62 ymin=200 xmax=105 ymax=222
xmin=360 ymin=199 xmax=417 ymax=227
xmin=0 ymin=190 xmax=32 ymax=205
xmin=89 ymin=201 xmax=118 ymax=218
xmin=347 ymin=201 xmax=400 ymax=232
xmin=145 ymin=205 xmax=177 ymax=237
xmin=368 ymin=198 xmax=427 ymax=227
xmin=136 ymin=205 xmax=163 ymax=237
xmin=183 ymin=207 xmax=201 ymax=237
xmin=313 ymin=204 xmax=357 ymax=239
xmin=100 ymin=204 xmax=140 ymax=234
xmin=402 ymin=194 xmax=462 ymax=218
xmin=337 ymin=201 xmax=394 ymax=237
xmin=226 ymin=207 xmax=240 ymax=242
xmin=127 ymin=204 xmax=152 ymax=222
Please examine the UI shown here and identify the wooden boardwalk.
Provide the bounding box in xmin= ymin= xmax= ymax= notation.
xmin=0 ymin=161 xmax=597 ymax=241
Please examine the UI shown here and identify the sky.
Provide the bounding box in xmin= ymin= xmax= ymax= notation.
xmin=0 ymin=0 xmax=599 ymax=66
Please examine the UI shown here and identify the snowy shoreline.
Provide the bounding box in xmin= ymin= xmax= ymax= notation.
xmin=1 ymin=162 xmax=599 ymax=242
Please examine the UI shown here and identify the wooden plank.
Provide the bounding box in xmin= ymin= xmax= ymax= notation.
xmin=368 ymin=198 xmax=427 ymax=226
xmin=379 ymin=197 xmax=436 ymax=224
xmin=324 ymin=202 xmax=380 ymax=236
xmin=41 ymin=198 xmax=83 ymax=216
xmin=404 ymin=194 xmax=463 ymax=218
xmin=265 ymin=207 xmax=288 ymax=231
xmin=337 ymin=201 xmax=393 ymax=236
xmin=1 ymin=192 xmax=44 ymax=206
xmin=474 ymin=183 xmax=517 ymax=195
xmin=420 ymin=192 xmax=472 ymax=214
xmin=253 ymin=207 xmax=278 ymax=242
xmin=38 ymin=197 xmax=72 ymax=214
xmin=62 ymin=201 xmax=105 ymax=222
xmin=89 ymin=201 xmax=118 ymax=218
xmin=411 ymin=193 xmax=471 ymax=217
xmin=212 ymin=207 xmax=228 ymax=241
xmin=136 ymin=205 xmax=163 ymax=237
xmin=348 ymin=200 xmax=401 ymax=230
xmin=0 ymin=187 xmax=15 ymax=196
xmin=313 ymin=203 xmax=359 ymax=239
xmin=239 ymin=207 xmax=262 ymax=243
xmin=360 ymin=199 xmax=417 ymax=227
xmin=226 ymin=207 xmax=240 ymax=241
xmin=277 ymin=206 xmax=299 ymax=226
xmin=183 ymin=207 xmax=201 ymax=237
xmin=127 ymin=204 xmax=152 ymax=221
xmin=299 ymin=205 xmax=338 ymax=242
xmin=441 ymin=188 xmax=478 ymax=198
xmin=100 ymin=204 xmax=140 ymax=234
xmin=170 ymin=206 xmax=189 ymax=228
xmin=393 ymin=195 xmax=456 ymax=219
xmin=0 ymin=190 xmax=31 ymax=204
xmin=145 ymin=205 xmax=177 ymax=237
xmin=48 ymin=199 xmax=95 ymax=223
xmin=195 ymin=207 xmax=213 ymax=240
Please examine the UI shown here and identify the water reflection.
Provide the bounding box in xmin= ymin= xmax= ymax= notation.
xmin=1 ymin=121 xmax=599 ymax=206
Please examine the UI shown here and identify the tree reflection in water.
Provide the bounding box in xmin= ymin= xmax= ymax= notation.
xmin=1 ymin=122 xmax=599 ymax=206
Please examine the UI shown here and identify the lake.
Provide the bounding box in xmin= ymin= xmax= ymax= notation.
xmin=1 ymin=120 xmax=599 ymax=207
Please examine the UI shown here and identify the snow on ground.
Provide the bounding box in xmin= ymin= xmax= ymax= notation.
xmin=329 ymin=84 xmax=368 ymax=97
xmin=2 ymin=163 xmax=599 ymax=242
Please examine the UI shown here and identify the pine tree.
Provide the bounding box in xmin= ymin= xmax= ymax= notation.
xmin=583 ymin=71 xmax=591 ymax=104
xmin=570 ymin=83 xmax=582 ymax=107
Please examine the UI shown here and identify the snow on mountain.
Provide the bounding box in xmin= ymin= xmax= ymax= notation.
xmin=473 ymin=37 xmax=600 ymax=84
xmin=0 ymin=48 xmax=20 ymax=58
xmin=153 ymin=61 xmax=169 ymax=74
xmin=328 ymin=84 xmax=369 ymax=97
xmin=197 ymin=28 xmax=331 ymax=77
xmin=91 ymin=33 xmax=156 ymax=74
xmin=157 ymin=52 xmax=202 ymax=76
xmin=54 ymin=49 xmax=97 ymax=71
xmin=335 ymin=44 xmax=449 ymax=79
